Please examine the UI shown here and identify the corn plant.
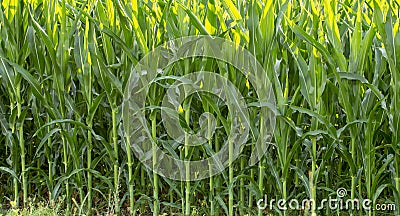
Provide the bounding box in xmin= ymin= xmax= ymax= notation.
xmin=0 ymin=0 xmax=399 ymax=215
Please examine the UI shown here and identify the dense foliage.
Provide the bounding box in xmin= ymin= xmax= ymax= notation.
xmin=0 ymin=0 xmax=399 ymax=215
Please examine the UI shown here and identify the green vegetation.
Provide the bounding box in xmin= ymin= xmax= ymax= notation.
xmin=0 ymin=0 xmax=399 ymax=215
xmin=1 ymin=203 xmax=62 ymax=216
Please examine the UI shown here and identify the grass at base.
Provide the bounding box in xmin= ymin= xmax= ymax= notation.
xmin=0 ymin=204 xmax=61 ymax=216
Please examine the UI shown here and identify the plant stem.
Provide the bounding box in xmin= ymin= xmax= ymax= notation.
xmin=240 ymin=157 xmax=245 ymax=215
xmin=311 ymin=137 xmax=317 ymax=215
xmin=62 ymin=135 xmax=70 ymax=212
xmin=47 ymin=114 xmax=53 ymax=198
xmin=112 ymin=107 xmax=120 ymax=215
xmin=126 ymin=132 xmax=135 ymax=215
xmin=11 ymin=100 xmax=19 ymax=206
xmin=17 ymin=98 xmax=27 ymax=207
xmin=229 ymin=140 xmax=234 ymax=216
xmin=185 ymin=105 xmax=191 ymax=216
xmin=208 ymin=107 xmax=215 ymax=216
xmin=215 ymin=119 xmax=221 ymax=215
xmin=258 ymin=159 xmax=264 ymax=216
xmin=87 ymin=122 xmax=93 ymax=213
xmin=151 ymin=114 xmax=159 ymax=216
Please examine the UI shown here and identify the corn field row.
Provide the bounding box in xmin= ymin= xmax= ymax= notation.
xmin=0 ymin=0 xmax=399 ymax=215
